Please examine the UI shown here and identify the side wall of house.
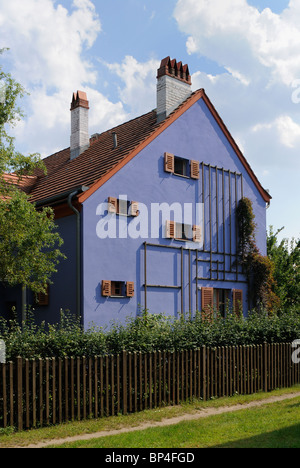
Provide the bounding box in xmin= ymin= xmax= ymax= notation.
xmin=28 ymin=213 xmax=78 ymax=325
xmin=82 ymin=99 xmax=267 ymax=329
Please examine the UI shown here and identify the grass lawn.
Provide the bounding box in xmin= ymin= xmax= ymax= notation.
xmin=1 ymin=386 xmax=300 ymax=448
xmin=53 ymin=396 xmax=300 ymax=448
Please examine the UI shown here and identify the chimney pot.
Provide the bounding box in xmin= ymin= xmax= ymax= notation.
xmin=156 ymin=57 xmax=192 ymax=123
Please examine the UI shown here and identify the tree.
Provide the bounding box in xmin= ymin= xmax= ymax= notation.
xmin=237 ymin=198 xmax=280 ymax=312
xmin=0 ymin=49 xmax=65 ymax=293
xmin=267 ymin=226 xmax=300 ymax=310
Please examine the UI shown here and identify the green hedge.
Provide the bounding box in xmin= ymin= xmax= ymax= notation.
xmin=1 ymin=307 xmax=300 ymax=361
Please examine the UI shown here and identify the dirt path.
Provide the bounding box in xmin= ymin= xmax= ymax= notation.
xmin=18 ymin=391 xmax=300 ymax=448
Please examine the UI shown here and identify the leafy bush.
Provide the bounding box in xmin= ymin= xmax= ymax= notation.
xmin=1 ymin=306 xmax=300 ymax=361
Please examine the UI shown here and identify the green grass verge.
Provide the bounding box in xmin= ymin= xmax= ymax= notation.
xmin=1 ymin=386 xmax=300 ymax=448
xmin=52 ymin=395 xmax=300 ymax=449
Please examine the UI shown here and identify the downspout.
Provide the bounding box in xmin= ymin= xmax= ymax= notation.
xmin=67 ymin=190 xmax=82 ymax=322
xmin=21 ymin=285 xmax=27 ymax=328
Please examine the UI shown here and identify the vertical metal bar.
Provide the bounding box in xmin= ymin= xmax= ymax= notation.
xmin=209 ymin=165 xmax=212 ymax=279
xmin=196 ymin=250 xmax=199 ymax=312
xmin=181 ymin=247 xmax=184 ymax=316
xmin=216 ymin=167 xmax=219 ymax=253
xmin=241 ymin=174 xmax=244 ymax=199
xmin=235 ymin=172 xmax=238 ymax=281
xmin=202 ymin=163 xmax=205 ymax=249
xmin=189 ymin=248 xmax=191 ymax=316
xmin=144 ymin=242 xmax=147 ymax=311
xmin=229 ymin=171 xmax=232 ymax=271
xmin=222 ymin=168 xmax=226 ymax=281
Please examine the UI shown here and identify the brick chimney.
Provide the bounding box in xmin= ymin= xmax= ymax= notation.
xmin=156 ymin=57 xmax=192 ymax=123
xmin=70 ymin=91 xmax=90 ymax=160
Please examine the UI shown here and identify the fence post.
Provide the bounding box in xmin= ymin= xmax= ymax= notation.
xmin=122 ymin=350 xmax=128 ymax=415
xmin=263 ymin=343 xmax=268 ymax=392
xmin=202 ymin=346 xmax=206 ymax=401
xmin=17 ymin=357 xmax=23 ymax=431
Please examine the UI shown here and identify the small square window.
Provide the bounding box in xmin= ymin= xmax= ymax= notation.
xmin=174 ymin=157 xmax=189 ymax=177
xmin=175 ymin=223 xmax=193 ymax=241
xmin=108 ymin=198 xmax=139 ymax=217
xmin=111 ymin=281 xmax=126 ymax=297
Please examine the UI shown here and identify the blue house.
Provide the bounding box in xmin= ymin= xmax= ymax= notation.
xmin=1 ymin=57 xmax=271 ymax=328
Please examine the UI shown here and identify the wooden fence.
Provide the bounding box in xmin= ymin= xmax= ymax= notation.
xmin=0 ymin=343 xmax=299 ymax=432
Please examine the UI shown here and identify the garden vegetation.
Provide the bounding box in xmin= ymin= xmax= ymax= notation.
xmin=1 ymin=306 xmax=300 ymax=362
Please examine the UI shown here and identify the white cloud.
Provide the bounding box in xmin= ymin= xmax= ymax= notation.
xmin=174 ymin=0 xmax=300 ymax=166
xmin=0 ymin=0 xmax=127 ymax=156
xmin=174 ymin=0 xmax=300 ymax=239
xmin=105 ymin=56 xmax=160 ymax=116
xmin=252 ymin=115 xmax=300 ymax=149
xmin=175 ymin=0 xmax=300 ymax=86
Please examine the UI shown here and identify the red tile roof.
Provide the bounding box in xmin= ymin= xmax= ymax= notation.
xmin=26 ymin=89 xmax=271 ymax=205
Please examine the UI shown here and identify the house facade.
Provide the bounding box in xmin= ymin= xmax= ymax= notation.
xmin=0 ymin=57 xmax=271 ymax=328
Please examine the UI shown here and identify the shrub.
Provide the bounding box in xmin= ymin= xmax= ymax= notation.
xmin=1 ymin=306 xmax=300 ymax=361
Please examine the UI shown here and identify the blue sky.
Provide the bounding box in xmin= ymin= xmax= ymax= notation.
xmin=0 ymin=0 xmax=299 ymax=242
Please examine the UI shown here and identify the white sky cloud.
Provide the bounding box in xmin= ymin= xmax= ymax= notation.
xmin=0 ymin=0 xmax=127 ymax=156
xmin=174 ymin=0 xmax=300 ymax=171
xmin=105 ymin=56 xmax=160 ymax=116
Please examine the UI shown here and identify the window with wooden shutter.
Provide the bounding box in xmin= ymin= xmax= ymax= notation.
xmin=130 ymin=202 xmax=139 ymax=217
xmin=102 ymin=280 xmax=112 ymax=297
xmin=166 ymin=220 xmax=175 ymax=239
xmin=35 ymin=284 xmax=49 ymax=306
xmin=164 ymin=152 xmax=175 ymax=173
xmin=108 ymin=197 xmax=117 ymax=214
xmin=233 ymin=289 xmax=243 ymax=316
xmin=201 ymin=287 xmax=214 ymax=321
xmin=193 ymin=225 xmax=202 ymax=243
xmin=126 ymin=282 xmax=135 ymax=298
xmin=190 ymin=160 xmax=200 ymax=179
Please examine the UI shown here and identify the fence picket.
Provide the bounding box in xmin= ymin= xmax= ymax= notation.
xmin=1 ymin=343 xmax=299 ymax=432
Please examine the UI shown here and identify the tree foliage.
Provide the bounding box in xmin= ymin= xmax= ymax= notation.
xmin=0 ymin=49 xmax=65 ymax=293
xmin=267 ymin=226 xmax=300 ymax=310
xmin=237 ymin=197 xmax=280 ymax=312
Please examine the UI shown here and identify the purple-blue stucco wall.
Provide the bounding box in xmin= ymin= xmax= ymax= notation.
xmin=82 ymin=99 xmax=267 ymax=329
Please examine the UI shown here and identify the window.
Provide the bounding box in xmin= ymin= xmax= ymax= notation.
xmin=201 ymin=287 xmax=243 ymax=319
xmin=108 ymin=198 xmax=139 ymax=217
xmin=102 ymin=281 xmax=135 ymax=298
xmin=164 ymin=153 xmax=199 ymax=179
xmin=174 ymin=157 xmax=189 ymax=177
xmin=35 ymin=284 xmax=49 ymax=307
xmin=166 ymin=221 xmax=202 ymax=243
xmin=175 ymin=223 xmax=193 ymax=241
xmin=213 ymin=289 xmax=230 ymax=318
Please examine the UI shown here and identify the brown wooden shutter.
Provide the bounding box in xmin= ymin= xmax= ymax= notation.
xmin=130 ymin=201 xmax=139 ymax=217
xmin=108 ymin=197 xmax=117 ymax=214
xmin=102 ymin=280 xmax=112 ymax=297
xmin=126 ymin=282 xmax=135 ymax=298
xmin=164 ymin=152 xmax=175 ymax=173
xmin=193 ymin=225 xmax=202 ymax=243
xmin=166 ymin=220 xmax=175 ymax=239
xmin=36 ymin=284 xmax=49 ymax=306
xmin=201 ymin=287 xmax=214 ymax=321
xmin=233 ymin=289 xmax=243 ymax=316
xmin=190 ymin=160 xmax=200 ymax=179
